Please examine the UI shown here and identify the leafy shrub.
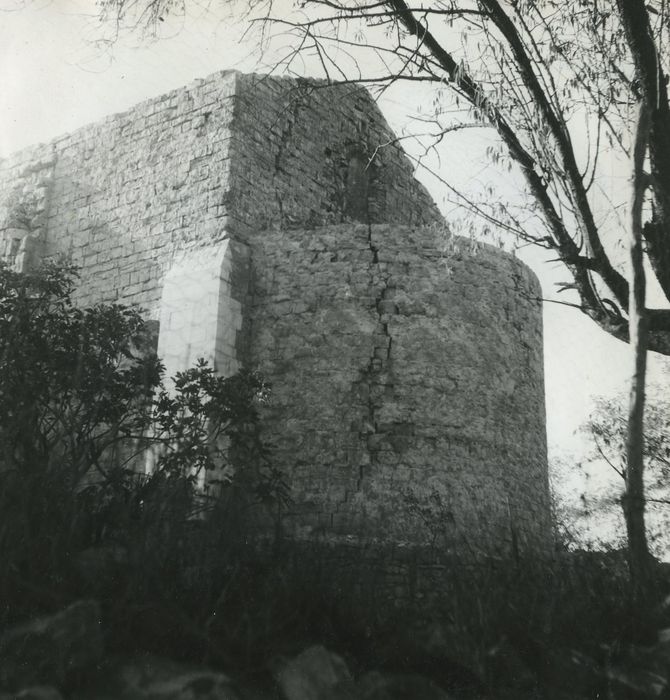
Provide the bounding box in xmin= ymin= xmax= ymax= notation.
xmin=0 ymin=260 xmax=285 ymax=641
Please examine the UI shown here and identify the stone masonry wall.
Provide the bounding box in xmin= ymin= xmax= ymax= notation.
xmin=0 ymin=70 xmax=552 ymax=562
xmin=0 ymin=71 xmax=440 ymax=316
xmin=227 ymin=74 xmax=441 ymax=236
xmin=247 ymin=223 xmax=552 ymax=558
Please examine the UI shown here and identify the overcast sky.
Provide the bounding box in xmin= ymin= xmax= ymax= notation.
xmin=2 ymin=0 xmax=668 ymax=463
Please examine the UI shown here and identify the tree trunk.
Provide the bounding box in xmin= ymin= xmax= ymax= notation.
xmin=623 ymin=102 xmax=656 ymax=631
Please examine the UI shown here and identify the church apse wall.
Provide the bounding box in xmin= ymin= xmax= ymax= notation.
xmin=0 ymin=70 xmax=553 ymax=566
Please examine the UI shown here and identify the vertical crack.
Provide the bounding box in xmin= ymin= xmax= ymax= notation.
xmin=355 ymin=223 xmax=398 ymax=491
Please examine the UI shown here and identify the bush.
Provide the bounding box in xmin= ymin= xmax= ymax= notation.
xmin=0 ymin=260 xmax=285 ymax=645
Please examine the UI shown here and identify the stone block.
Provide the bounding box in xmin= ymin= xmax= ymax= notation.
xmin=277 ymin=646 xmax=353 ymax=700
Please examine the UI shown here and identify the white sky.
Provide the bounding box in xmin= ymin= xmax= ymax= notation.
xmin=1 ymin=0 xmax=668 ymax=466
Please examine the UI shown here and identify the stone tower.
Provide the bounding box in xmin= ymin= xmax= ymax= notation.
xmin=0 ymin=70 xmax=552 ymax=564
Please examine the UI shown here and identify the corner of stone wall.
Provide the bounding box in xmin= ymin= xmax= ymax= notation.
xmin=156 ymin=238 xmax=251 ymax=384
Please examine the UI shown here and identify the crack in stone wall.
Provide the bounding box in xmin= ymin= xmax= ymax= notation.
xmin=357 ymin=225 xmax=396 ymax=485
xmin=247 ymin=222 xmax=552 ymax=558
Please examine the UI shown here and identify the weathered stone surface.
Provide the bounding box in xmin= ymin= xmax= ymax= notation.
xmin=0 ymin=687 xmax=64 ymax=700
xmin=0 ymin=71 xmax=440 ymax=314
xmin=248 ymin=224 xmax=551 ymax=558
xmin=276 ymin=647 xmax=457 ymax=700
xmin=0 ymin=600 xmax=103 ymax=690
xmin=606 ymin=639 xmax=670 ymax=699
xmin=277 ymin=645 xmax=353 ymax=700
xmin=156 ymin=240 xmax=250 ymax=381
xmin=72 ymin=654 xmax=243 ymax=700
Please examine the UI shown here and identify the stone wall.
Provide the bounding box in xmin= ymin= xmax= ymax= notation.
xmin=0 ymin=70 xmax=552 ymax=562
xmin=0 ymin=71 xmax=439 ymax=314
xmin=247 ymin=223 xmax=551 ymax=557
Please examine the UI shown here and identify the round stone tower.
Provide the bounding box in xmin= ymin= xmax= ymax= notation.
xmin=247 ymin=222 xmax=552 ymax=559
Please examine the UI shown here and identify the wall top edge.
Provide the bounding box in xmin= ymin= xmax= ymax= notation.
xmin=0 ymin=70 xmax=374 ymax=168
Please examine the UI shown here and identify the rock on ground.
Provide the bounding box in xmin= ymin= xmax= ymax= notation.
xmin=71 ymin=653 xmax=244 ymax=700
xmin=0 ymin=600 xmax=103 ymax=691
xmin=276 ymin=645 xmax=458 ymax=700
xmin=0 ymin=687 xmax=64 ymax=700
xmin=277 ymin=645 xmax=354 ymax=700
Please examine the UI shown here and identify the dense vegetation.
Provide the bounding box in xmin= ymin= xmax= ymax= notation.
xmin=0 ymin=259 xmax=288 ymax=659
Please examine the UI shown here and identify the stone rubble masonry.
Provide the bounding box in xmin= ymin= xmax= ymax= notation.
xmin=0 ymin=69 xmax=552 ymax=560
xmin=0 ymin=70 xmax=440 ymax=313
xmin=247 ymin=223 xmax=552 ymax=556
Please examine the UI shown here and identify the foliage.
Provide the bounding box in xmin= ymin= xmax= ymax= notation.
xmin=550 ymin=392 xmax=670 ymax=557
xmin=585 ymin=394 xmax=670 ymax=488
xmin=0 ymin=259 xmax=159 ymax=481
xmin=151 ymin=359 xmax=274 ymax=489
xmin=549 ymin=452 xmax=627 ymax=554
xmin=582 ymin=393 xmax=670 ymax=558
xmin=0 ymin=260 xmax=283 ymax=635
